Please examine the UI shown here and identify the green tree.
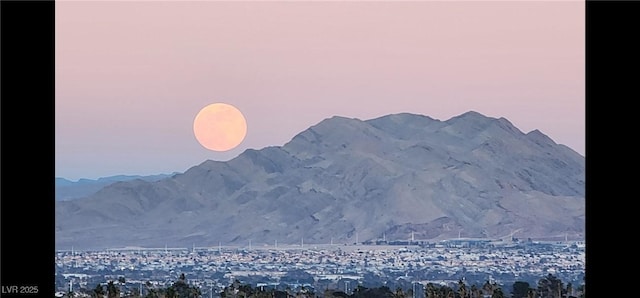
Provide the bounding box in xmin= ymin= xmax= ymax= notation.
xmin=107 ymin=281 xmax=119 ymax=298
xmin=394 ymin=287 xmax=405 ymax=298
xmin=439 ymin=285 xmax=455 ymax=298
xmin=457 ymin=279 xmax=468 ymax=298
xmin=470 ymin=284 xmax=481 ymax=298
xmin=537 ymin=274 xmax=563 ymax=298
xmin=190 ymin=287 xmax=202 ymax=298
xmin=237 ymin=283 xmax=253 ymax=297
xmin=359 ymin=286 xmax=394 ymax=298
xmin=144 ymin=281 xmax=159 ymax=298
xmin=491 ymin=287 xmax=504 ymax=298
xmin=92 ymin=284 xmax=105 ymax=298
xmin=221 ymin=280 xmax=237 ymax=298
xmin=526 ymin=288 xmax=536 ymax=298
xmin=425 ymin=283 xmax=437 ymax=298
xmin=168 ymin=273 xmax=201 ymax=298
xmin=296 ymin=285 xmax=314 ymax=298
xmin=512 ymin=281 xmax=530 ymax=298
xmin=165 ymin=287 xmax=176 ymax=298
xmin=482 ymin=281 xmax=495 ymax=297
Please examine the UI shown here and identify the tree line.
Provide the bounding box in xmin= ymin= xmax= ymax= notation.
xmin=80 ymin=274 xmax=201 ymax=298
xmin=218 ymin=274 xmax=584 ymax=298
xmin=73 ymin=273 xmax=583 ymax=298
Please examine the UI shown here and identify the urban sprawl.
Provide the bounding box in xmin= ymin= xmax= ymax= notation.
xmin=56 ymin=239 xmax=585 ymax=297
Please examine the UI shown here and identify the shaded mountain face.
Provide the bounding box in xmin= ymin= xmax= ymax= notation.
xmin=55 ymin=111 xmax=585 ymax=250
xmin=55 ymin=173 xmax=178 ymax=201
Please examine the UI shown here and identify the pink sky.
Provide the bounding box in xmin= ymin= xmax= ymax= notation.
xmin=56 ymin=1 xmax=584 ymax=181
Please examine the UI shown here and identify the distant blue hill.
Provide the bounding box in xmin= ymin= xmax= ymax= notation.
xmin=55 ymin=173 xmax=179 ymax=201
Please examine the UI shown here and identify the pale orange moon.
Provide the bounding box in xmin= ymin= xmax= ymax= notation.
xmin=193 ymin=103 xmax=247 ymax=151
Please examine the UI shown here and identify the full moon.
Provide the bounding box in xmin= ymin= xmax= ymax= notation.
xmin=193 ymin=103 xmax=247 ymax=151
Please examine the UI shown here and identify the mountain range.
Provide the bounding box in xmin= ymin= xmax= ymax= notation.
xmin=55 ymin=111 xmax=585 ymax=250
xmin=55 ymin=174 xmax=177 ymax=201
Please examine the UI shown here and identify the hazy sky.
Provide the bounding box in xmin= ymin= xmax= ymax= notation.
xmin=56 ymin=1 xmax=585 ymax=181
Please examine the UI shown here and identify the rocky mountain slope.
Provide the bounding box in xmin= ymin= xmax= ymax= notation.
xmin=55 ymin=111 xmax=585 ymax=250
